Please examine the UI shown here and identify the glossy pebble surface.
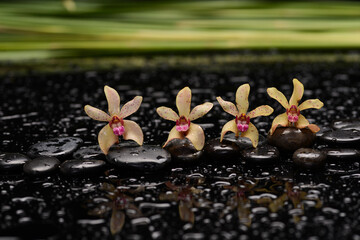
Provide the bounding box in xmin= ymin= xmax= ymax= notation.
xmin=60 ymin=159 xmax=107 ymax=176
xmin=165 ymin=138 xmax=202 ymax=163
xmin=331 ymin=119 xmax=360 ymax=131
xmin=241 ymin=144 xmax=280 ymax=164
xmin=27 ymin=137 xmax=83 ymax=159
xmin=293 ymin=148 xmax=326 ymax=169
xmin=23 ymin=156 xmax=60 ymax=176
xmin=203 ymin=138 xmax=241 ymax=161
xmin=73 ymin=145 xmax=105 ymax=160
xmin=319 ymin=129 xmax=360 ymax=147
xmin=0 ymin=153 xmax=31 ymax=172
xmin=324 ymin=148 xmax=360 ymax=161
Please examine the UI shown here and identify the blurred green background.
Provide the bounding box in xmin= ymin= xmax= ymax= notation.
xmin=1 ymin=0 xmax=360 ymax=60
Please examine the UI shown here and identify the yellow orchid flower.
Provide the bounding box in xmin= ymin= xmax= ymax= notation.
xmin=267 ymin=78 xmax=324 ymax=135
xmin=156 ymin=87 xmax=213 ymax=151
xmin=217 ymin=84 xmax=274 ymax=148
xmin=84 ymin=86 xmax=143 ymax=155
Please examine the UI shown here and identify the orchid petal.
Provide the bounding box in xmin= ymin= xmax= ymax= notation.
xmin=104 ymin=85 xmax=121 ymax=116
xmin=289 ymin=78 xmax=304 ymax=107
xmin=189 ymin=102 xmax=213 ymax=121
xmin=163 ymin=126 xmax=184 ymax=148
xmin=119 ymin=96 xmax=142 ymax=119
xmin=156 ymin=106 xmax=179 ymax=122
xmin=247 ymin=105 xmax=274 ymax=119
xmin=307 ymin=124 xmax=321 ymax=133
xmin=295 ymin=114 xmax=309 ymax=129
xmin=84 ymin=105 xmax=111 ymax=122
xmin=98 ymin=124 xmax=118 ymax=155
xmin=241 ymin=122 xmax=259 ymax=148
xmin=298 ymin=99 xmax=324 ymax=111
xmin=123 ymin=120 xmax=143 ymax=145
xmin=220 ymin=119 xmax=238 ymax=142
xmin=179 ymin=200 xmax=194 ymax=223
xmin=236 ymin=84 xmax=250 ymax=114
xmin=216 ymin=97 xmax=238 ymax=117
xmin=270 ymin=112 xmax=289 ymax=135
xmin=176 ymin=87 xmax=191 ymax=117
xmin=267 ymin=87 xmax=289 ymax=109
xmin=185 ymin=123 xmax=205 ymax=151
xmin=110 ymin=209 xmax=125 ymax=235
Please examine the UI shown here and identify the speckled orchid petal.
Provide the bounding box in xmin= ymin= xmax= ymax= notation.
xmin=84 ymin=105 xmax=111 ymax=122
xmin=156 ymin=106 xmax=179 ymax=122
xmin=110 ymin=209 xmax=125 ymax=235
xmin=179 ymin=200 xmax=194 ymax=224
xmin=298 ymin=99 xmax=324 ymax=111
xmin=216 ymin=97 xmax=238 ymax=117
xmin=104 ymin=85 xmax=121 ymax=116
xmin=163 ymin=126 xmax=184 ymax=148
xmin=267 ymin=87 xmax=289 ymax=109
xmin=235 ymin=84 xmax=250 ymax=114
xmin=185 ymin=123 xmax=205 ymax=151
xmin=189 ymin=102 xmax=213 ymax=121
xmin=98 ymin=124 xmax=118 ymax=155
xmin=295 ymin=114 xmax=309 ymax=129
xmin=241 ymin=122 xmax=259 ymax=148
xmin=220 ymin=119 xmax=238 ymax=142
xmin=289 ymin=78 xmax=304 ymax=107
xmin=247 ymin=105 xmax=274 ymax=119
xmin=270 ymin=112 xmax=289 ymax=135
xmin=122 ymin=120 xmax=144 ymax=145
xmin=307 ymin=124 xmax=321 ymax=133
xmin=176 ymin=87 xmax=191 ymax=117
xmin=118 ymin=96 xmax=142 ymax=119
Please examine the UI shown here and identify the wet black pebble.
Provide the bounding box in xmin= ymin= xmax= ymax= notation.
xmin=223 ymin=133 xmax=266 ymax=149
xmin=23 ymin=156 xmax=60 ymax=176
xmin=0 ymin=153 xmax=31 ymax=172
xmin=73 ymin=145 xmax=105 ymax=160
xmin=319 ymin=129 xmax=360 ymax=147
xmin=164 ymin=138 xmax=202 ymax=163
xmin=107 ymin=145 xmax=171 ymax=172
xmin=60 ymin=159 xmax=107 ymax=176
xmin=331 ymin=119 xmax=360 ymax=131
xmin=293 ymin=148 xmax=326 ymax=169
xmin=268 ymin=127 xmax=316 ymax=152
xmin=203 ymin=138 xmax=241 ymax=161
xmin=27 ymin=137 xmax=83 ymax=159
xmin=241 ymin=144 xmax=280 ymax=164
xmin=323 ymin=148 xmax=360 ymax=161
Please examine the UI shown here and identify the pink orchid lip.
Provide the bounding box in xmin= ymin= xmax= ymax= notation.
xmin=236 ymin=113 xmax=250 ymax=132
xmin=286 ymin=105 xmax=300 ymax=123
xmin=176 ymin=116 xmax=190 ymax=132
xmin=110 ymin=116 xmax=125 ymax=136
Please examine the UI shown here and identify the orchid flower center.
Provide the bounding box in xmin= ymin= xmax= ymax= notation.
xmin=176 ymin=116 xmax=190 ymax=132
xmin=236 ymin=113 xmax=250 ymax=132
xmin=286 ymin=105 xmax=300 ymax=123
xmin=110 ymin=116 xmax=125 ymax=136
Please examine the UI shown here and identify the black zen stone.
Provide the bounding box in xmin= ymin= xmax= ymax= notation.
xmin=164 ymin=138 xmax=203 ymax=163
xmin=320 ymin=129 xmax=360 ymax=147
xmin=60 ymin=159 xmax=107 ymax=176
xmin=331 ymin=119 xmax=360 ymax=131
xmin=0 ymin=153 xmax=31 ymax=172
xmin=324 ymin=148 xmax=360 ymax=162
xmin=107 ymin=145 xmax=171 ymax=172
xmin=27 ymin=137 xmax=83 ymax=159
xmin=293 ymin=148 xmax=326 ymax=169
xmin=268 ymin=127 xmax=316 ymax=152
xmin=223 ymin=133 xmax=266 ymax=149
xmin=73 ymin=145 xmax=105 ymax=160
xmin=203 ymin=138 xmax=241 ymax=161
xmin=23 ymin=156 xmax=60 ymax=176
xmin=241 ymin=144 xmax=280 ymax=164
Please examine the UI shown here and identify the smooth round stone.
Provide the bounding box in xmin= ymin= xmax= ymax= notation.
xmin=268 ymin=127 xmax=316 ymax=152
xmin=203 ymin=138 xmax=241 ymax=161
xmin=241 ymin=144 xmax=279 ymax=164
xmin=23 ymin=156 xmax=60 ymax=176
xmin=107 ymin=145 xmax=171 ymax=172
xmin=324 ymin=148 xmax=360 ymax=161
xmin=0 ymin=153 xmax=31 ymax=172
xmin=320 ymin=129 xmax=360 ymax=147
xmin=223 ymin=133 xmax=266 ymax=149
xmin=165 ymin=139 xmax=203 ymax=163
xmin=73 ymin=145 xmax=105 ymax=160
xmin=60 ymin=159 xmax=106 ymax=176
xmin=331 ymin=119 xmax=360 ymax=131
xmin=293 ymin=148 xmax=326 ymax=169
xmin=27 ymin=137 xmax=83 ymax=159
